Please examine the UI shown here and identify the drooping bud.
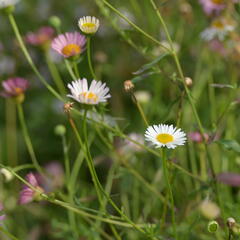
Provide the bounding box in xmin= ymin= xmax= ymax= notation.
xmin=185 ymin=77 xmax=193 ymax=87
xmin=124 ymin=80 xmax=134 ymax=92
xmin=227 ymin=218 xmax=236 ymax=229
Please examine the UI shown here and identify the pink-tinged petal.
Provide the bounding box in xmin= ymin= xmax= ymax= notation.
xmin=51 ymin=32 xmax=86 ymax=58
xmin=217 ymin=173 xmax=240 ymax=187
xmin=25 ymin=173 xmax=39 ymax=187
xmin=0 ymin=215 xmax=5 ymax=221
xmin=19 ymin=188 xmax=34 ymax=204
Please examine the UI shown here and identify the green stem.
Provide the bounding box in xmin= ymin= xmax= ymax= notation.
xmin=132 ymin=93 xmax=149 ymax=126
xmin=69 ymin=113 xmax=155 ymax=239
xmin=65 ymin=59 xmax=77 ymax=80
xmin=8 ymin=13 xmax=62 ymax=101
xmin=100 ymin=0 xmax=171 ymax=52
xmin=0 ymin=226 xmax=19 ymax=240
xmin=17 ymin=104 xmax=44 ymax=175
xmin=162 ymin=148 xmax=177 ymax=239
xmin=45 ymin=50 xmax=66 ymax=95
xmin=6 ymin=99 xmax=18 ymax=167
xmin=62 ymin=135 xmax=70 ymax=183
xmin=73 ymin=60 xmax=80 ymax=79
xmin=87 ymin=37 xmax=97 ymax=79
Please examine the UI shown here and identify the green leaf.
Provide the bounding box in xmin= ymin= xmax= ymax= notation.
xmin=133 ymin=53 xmax=169 ymax=75
xmin=217 ymin=139 xmax=240 ymax=153
xmin=131 ymin=71 xmax=159 ymax=83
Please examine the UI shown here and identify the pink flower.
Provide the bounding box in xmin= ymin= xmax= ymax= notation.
xmin=19 ymin=173 xmax=44 ymax=205
xmin=0 ymin=202 xmax=6 ymax=223
xmin=208 ymin=39 xmax=228 ymax=56
xmin=1 ymin=77 xmax=29 ymax=98
xmin=199 ymin=0 xmax=225 ymax=15
xmin=51 ymin=32 xmax=86 ymax=58
xmin=37 ymin=162 xmax=64 ymax=192
xmin=217 ymin=173 xmax=240 ymax=187
xmin=188 ymin=131 xmax=209 ymax=143
xmin=25 ymin=27 xmax=55 ymax=46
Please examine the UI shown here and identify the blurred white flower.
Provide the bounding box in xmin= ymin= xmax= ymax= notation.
xmin=199 ymin=200 xmax=220 ymax=219
xmin=201 ymin=18 xmax=235 ymax=41
xmin=0 ymin=0 xmax=19 ymax=9
xmin=134 ymin=90 xmax=151 ymax=104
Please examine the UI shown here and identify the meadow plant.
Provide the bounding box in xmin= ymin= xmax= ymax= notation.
xmin=1 ymin=0 xmax=240 ymax=239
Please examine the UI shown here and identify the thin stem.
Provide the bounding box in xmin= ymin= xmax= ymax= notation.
xmin=131 ymin=93 xmax=149 ymax=126
xmin=0 ymin=226 xmax=19 ymax=240
xmin=100 ymin=0 xmax=171 ymax=52
xmin=45 ymin=50 xmax=66 ymax=95
xmin=73 ymin=60 xmax=80 ymax=79
xmin=62 ymin=135 xmax=70 ymax=183
xmin=162 ymin=148 xmax=177 ymax=239
xmin=8 ymin=13 xmax=62 ymax=101
xmin=65 ymin=59 xmax=77 ymax=80
xmin=87 ymin=37 xmax=97 ymax=79
xmin=17 ymin=104 xmax=44 ymax=175
xmin=68 ymin=112 xmax=155 ymax=239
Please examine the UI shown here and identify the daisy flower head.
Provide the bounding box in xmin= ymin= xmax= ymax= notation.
xmin=145 ymin=124 xmax=186 ymax=149
xmin=201 ymin=18 xmax=235 ymax=41
xmin=0 ymin=0 xmax=19 ymax=9
xmin=19 ymin=173 xmax=44 ymax=205
xmin=67 ymin=78 xmax=111 ymax=105
xmin=25 ymin=26 xmax=55 ymax=47
xmin=1 ymin=77 xmax=29 ymax=103
xmin=199 ymin=0 xmax=225 ymax=15
xmin=78 ymin=16 xmax=100 ymax=35
xmin=51 ymin=32 xmax=86 ymax=58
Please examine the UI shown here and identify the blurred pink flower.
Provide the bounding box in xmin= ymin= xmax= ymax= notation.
xmin=0 ymin=202 xmax=6 ymax=223
xmin=199 ymin=0 xmax=225 ymax=15
xmin=217 ymin=173 xmax=240 ymax=187
xmin=0 ymin=77 xmax=29 ymax=98
xmin=51 ymin=32 xmax=86 ymax=58
xmin=188 ymin=131 xmax=209 ymax=143
xmin=208 ymin=39 xmax=228 ymax=56
xmin=25 ymin=26 xmax=55 ymax=46
xmin=37 ymin=162 xmax=64 ymax=192
xmin=19 ymin=173 xmax=44 ymax=205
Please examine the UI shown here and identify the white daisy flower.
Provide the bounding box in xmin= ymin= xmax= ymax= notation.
xmin=67 ymin=78 xmax=111 ymax=105
xmin=0 ymin=0 xmax=19 ymax=9
xmin=78 ymin=16 xmax=100 ymax=34
xmin=145 ymin=124 xmax=186 ymax=149
xmin=201 ymin=19 xmax=235 ymax=41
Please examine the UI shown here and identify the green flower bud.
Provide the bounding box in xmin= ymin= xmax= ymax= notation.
xmin=49 ymin=16 xmax=61 ymax=28
xmin=208 ymin=221 xmax=219 ymax=233
xmin=54 ymin=124 xmax=66 ymax=136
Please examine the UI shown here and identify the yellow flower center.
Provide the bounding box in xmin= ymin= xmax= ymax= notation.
xmin=81 ymin=92 xmax=98 ymax=102
xmin=14 ymin=87 xmax=23 ymax=95
xmin=211 ymin=0 xmax=224 ymax=4
xmin=82 ymin=22 xmax=96 ymax=28
xmin=212 ymin=20 xmax=224 ymax=29
xmin=62 ymin=44 xmax=81 ymax=57
xmin=156 ymin=133 xmax=174 ymax=144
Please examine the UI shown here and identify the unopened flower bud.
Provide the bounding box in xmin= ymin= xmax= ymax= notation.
xmin=63 ymin=102 xmax=74 ymax=113
xmin=49 ymin=16 xmax=61 ymax=29
xmin=124 ymin=80 xmax=134 ymax=92
xmin=227 ymin=218 xmax=236 ymax=229
xmin=54 ymin=124 xmax=66 ymax=136
xmin=185 ymin=77 xmax=193 ymax=87
xmin=208 ymin=221 xmax=219 ymax=233
xmin=0 ymin=168 xmax=14 ymax=182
